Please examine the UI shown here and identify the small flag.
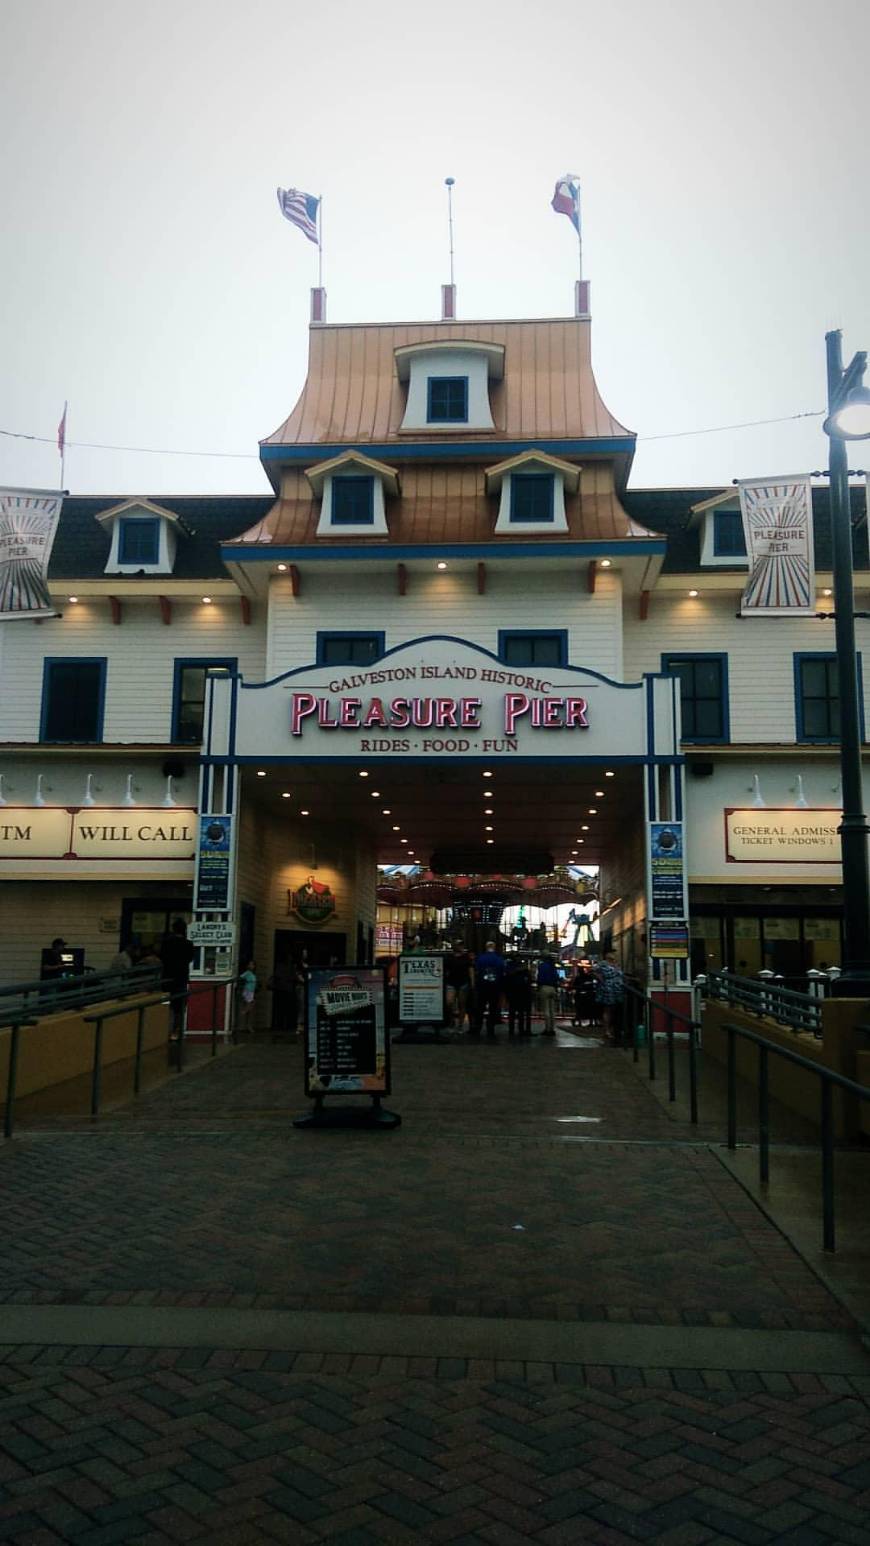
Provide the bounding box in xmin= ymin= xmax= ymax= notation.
xmin=57 ymin=402 xmax=67 ymax=457
xmin=276 ymin=187 xmax=320 ymax=244
xmin=551 ymin=174 xmax=581 ymax=235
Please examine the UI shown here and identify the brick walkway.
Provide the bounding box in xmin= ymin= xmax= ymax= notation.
xmin=1 ymin=1035 xmax=868 ymax=1543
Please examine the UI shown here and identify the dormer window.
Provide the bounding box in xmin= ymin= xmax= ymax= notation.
xmin=118 ymin=516 xmax=160 ymax=565
xmin=511 ymin=473 xmax=554 ymax=523
xmin=712 ymin=510 xmax=746 ymax=557
xmin=396 ymin=342 xmax=503 ymax=432
xmin=486 ymin=450 xmax=578 ymax=535
xmin=691 ymin=492 xmax=750 ymax=568
xmin=427 ymin=376 xmax=468 ymax=424
xmin=332 ymin=476 xmax=375 ymax=525
xmin=96 ymin=497 xmax=182 ymax=575
xmin=306 ymin=450 xmax=399 ymax=537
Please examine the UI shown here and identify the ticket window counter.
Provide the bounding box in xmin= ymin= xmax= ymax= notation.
xmin=120 ymin=899 xmax=193 ymax=956
xmin=691 ymin=910 xmax=842 ymax=980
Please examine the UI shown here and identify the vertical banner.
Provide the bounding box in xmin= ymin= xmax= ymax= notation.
xmin=305 ymin=967 xmax=389 ymax=1094
xmin=0 ymin=488 xmax=64 ymax=619
xmin=648 ymin=821 xmax=687 ymax=920
xmin=194 ymin=814 xmax=233 ymax=910
xmin=737 ymin=476 xmax=815 ymax=615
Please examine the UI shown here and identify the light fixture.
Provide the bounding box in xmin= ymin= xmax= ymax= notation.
xmin=34 ymin=774 xmax=49 ymax=807
xmin=823 ymin=587 xmax=832 ymax=597
xmin=793 ymin=774 xmax=809 ymax=810
xmin=282 ymin=792 xmax=291 ymax=799
xmin=401 ymin=838 xmax=408 ymax=844
xmin=122 ymin=774 xmax=137 ymax=808
xmin=201 ymin=597 xmax=213 ymax=605
xmin=599 ymin=559 xmax=612 ymax=568
xmin=577 ymin=839 xmax=584 ymax=844
xmin=824 ymin=383 xmax=870 ymax=440
xmin=161 ymin=774 xmax=176 ymax=809
xmin=688 ymin=589 xmax=699 ymax=598
xmin=485 ymin=808 xmax=493 ymax=814
xmin=486 ymin=838 xmax=494 ymax=844
xmin=483 ymin=789 xmax=493 ymax=797
xmin=482 ymin=771 xmax=492 ymax=777
xmin=436 ymin=561 xmax=448 ymax=570
xmin=382 ymin=808 xmax=391 ymax=814
xmin=300 ymin=809 xmax=310 ymax=816
xmin=588 ymin=808 xmax=597 ymax=815
xmin=371 ymin=790 xmax=380 ymax=797
xmin=68 ymin=595 xmax=79 ymax=604
xmin=359 ymin=771 xmax=369 ymax=778
xmin=393 ymin=825 xmax=400 ymax=831
xmin=605 ymin=770 xmax=615 ymax=778
xmin=581 ymin=825 xmax=589 ymax=831
xmin=277 ymin=563 xmax=288 ymax=572
xmin=485 ymin=825 xmax=493 ymax=831
xmin=594 ymin=790 xmax=604 ymax=797
xmin=82 ymin=774 xmax=99 ymax=807
xmin=750 ymin=774 xmax=765 ymax=809
xmin=257 ymin=770 xmax=267 ymax=777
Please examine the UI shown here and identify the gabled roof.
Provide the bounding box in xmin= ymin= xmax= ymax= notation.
xmin=484 ymin=450 xmax=581 ymax=496
xmin=93 ymin=496 xmax=188 ymax=530
xmin=304 ymin=449 xmax=400 ymax=497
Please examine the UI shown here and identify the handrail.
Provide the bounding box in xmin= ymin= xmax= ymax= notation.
xmin=722 ymin=1018 xmax=870 ymax=1252
xmin=0 ymin=965 xmax=162 ymax=1028
xmin=705 ymin=969 xmax=822 ymax=1037
xmin=623 ymin=980 xmax=701 ymax=1123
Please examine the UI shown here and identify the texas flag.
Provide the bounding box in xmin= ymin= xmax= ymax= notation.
xmin=551 ymin=174 xmax=581 ymax=235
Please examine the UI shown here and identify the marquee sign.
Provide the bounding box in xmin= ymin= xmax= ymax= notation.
xmin=725 ymin=808 xmax=842 ymax=864
xmin=228 ymin=638 xmax=655 ymax=761
xmin=0 ymin=808 xmax=197 ymax=862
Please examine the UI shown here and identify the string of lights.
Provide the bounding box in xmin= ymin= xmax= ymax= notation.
xmin=0 ymin=409 xmax=825 ymax=462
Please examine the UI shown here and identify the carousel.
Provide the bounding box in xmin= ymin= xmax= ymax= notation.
xmin=375 ymin=867 xmax=600 ymax=958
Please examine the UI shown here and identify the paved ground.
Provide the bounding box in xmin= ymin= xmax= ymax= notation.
xmin=1 ymin=1026 xmax=868 ymax=1543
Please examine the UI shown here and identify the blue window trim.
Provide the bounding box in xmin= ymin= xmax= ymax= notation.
xmin=498 ymin=630 xmax=568 ymax=668
xmin=40 ymin=657 xmax=108 ymax=744
xmin=509 ymin=472 xmax=555 ymax=523
xmin=171 ymin=657 xmax=237 ymax=743
xmin=793 ymin=652 xmax=865 ymax=743
xmin=426 ymin=376 xmax=469 ymax=424
xmin=712 ymin=509 xmax=746 ymax=558
xmin=118 ymin=516 xmax=160 ymax=565
xmin=315 ymin=631 xmax=386 ymax=667
xmin=661 ymin=652 xmax=730 ymax=744
xmin=330 ymin=475 xmax=375 ymax=526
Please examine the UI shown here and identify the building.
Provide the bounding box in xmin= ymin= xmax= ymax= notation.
xmin=1 ymin=283 xmax=868 ymax=1015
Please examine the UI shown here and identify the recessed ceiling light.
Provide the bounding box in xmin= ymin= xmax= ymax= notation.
xmin=486 ymin=838 xmax=494 ymax=844
xmin=68 ymin=595 xmax=79 ymax=603
xmin=483 ymin=790 xmax=493 ymax=797
xmin=588 ymin=808 xmax=597 ymax=815
xmin=577 ymin=839 xmax=584 ymax=844
xmin=277 ymin=563 xmax=287 ymax=572
xmin=392 ymin=825 xmax=400 ymax=831
xmin=688 ymin=589 xmax=699 ymax=598
xmin=605 ymin=770 xmax=615 ymax=777
xmin=823 ymin=588 xmax=832 ymax=597
xmin=401 ymin=838 xmax=408 ymax=844
xmin=581 ymin=825 xmax=589 ymax=831
xmin=600 ymin=559 xmax=612 ymax=569
xmin=485 ymin=808 xmax=494 ymax=814
xmin=359 ymin=771 xmax=369 ymax=778
xmin=382 ymin=808 xmax=391 ymax=814
xmin=201 ymin=596 xmax=212 ymax=604
xmin=371 ymin=790 xmax=380 ymax=797
xmin=482 ymin=771 xmax=492 ymax=777
xmin=300 ymin=809 xmax=309 ymax=815
xmin=281 ymin=792 xmax=291 ymax=799
xmin=595 ymin=790 xmax=604 ymax=797
xmin=257 ymin=770 xmax=267 ymax=777
xmin=436 ymin=561 xmax=447 ymax=570
xmin=485 ymin=825 xmax=493 ymax=831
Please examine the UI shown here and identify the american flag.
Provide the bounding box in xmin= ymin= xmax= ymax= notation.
xmin=276 ymin=187 xmax=320 ymax=244
xmin=57 ymin=402 xmax=67 ymax=456
xmin=551 ymin=174 xmax=581 ymax=235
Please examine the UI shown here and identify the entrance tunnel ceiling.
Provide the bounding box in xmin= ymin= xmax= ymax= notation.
xmin=245 ymin=762 xmax=639 ymax=870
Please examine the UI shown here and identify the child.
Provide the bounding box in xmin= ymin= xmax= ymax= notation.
xmin=238 ymin=960 xmax=257 ymax=1036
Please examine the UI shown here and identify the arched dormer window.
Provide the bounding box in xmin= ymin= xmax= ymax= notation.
xmin=306 ymin=450 xmax=400 ymax=538
xmin=395 ymin=342 xmax=504 ymax=432
xmin=485 ymin=450 xmax=580 ymax=535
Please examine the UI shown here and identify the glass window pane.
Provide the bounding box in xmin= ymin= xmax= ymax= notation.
xmin=693 ymin=699 xmax=722 ymax=738
xmin=694 ymin=661 xmax=722 ymax=698
xmin=510 ymin=475 xmax=554 ymax=522
xmin=331 ymin=477 xmax=373 ymax=524
xmin=427 ymin=376 xmax=468 ymax=422
xmin=119 ymin=518 xmax=159 ymax=565
xmin=802 ymin=701 xmax=830 ymax=738
xmin=801 ymin=659 xmax=828 ymax=697
xmin=321 ymin=634 xmax=381 ymax=666
xmin=44 ymin=662 xmax=102 ymax=742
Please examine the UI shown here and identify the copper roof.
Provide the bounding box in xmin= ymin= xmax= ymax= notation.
xmin=228 ymin=461 xmax=657 ymax=548
xmin=262 ymin=317 xmax=633 ymax=448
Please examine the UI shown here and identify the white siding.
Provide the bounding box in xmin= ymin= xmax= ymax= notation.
xmin=623 ymin=594 xmax=870 ymax=743
xmin=265 ymin=568 xmax=623 ymax=681
xmin=0 ymin=601 xmax=265 ymax=743
xmin=0 ymin=879 xmax=192 ymax=985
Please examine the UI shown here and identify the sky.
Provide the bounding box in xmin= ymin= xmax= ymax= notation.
xmin=2 ymin=0 xmax=869 ymax=499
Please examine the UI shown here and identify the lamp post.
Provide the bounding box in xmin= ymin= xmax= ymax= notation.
xmin=823 ymin=330 xmax=870 ymax=994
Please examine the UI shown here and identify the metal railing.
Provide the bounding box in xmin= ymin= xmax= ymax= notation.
xmin=704 ymin=969 xmax=822 ymax=1037
xmin=623 ymin=980 xmax=701 ymax=1125
xmin=0 ymin=964 xmax=162 ymax=1029
xmin=723 ymin=1019 xmax=870 ymax=1252
xmin=2 ymin=977 xmax=235 ymax=1139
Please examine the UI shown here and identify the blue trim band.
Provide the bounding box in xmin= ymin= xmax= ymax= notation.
xmin=206 ymin=753 xmax=684 ymax=768
xmin=259 ymin=436 xmax=637 ymax=464
xmin=222 ymin=539 xmax=666 ymax=563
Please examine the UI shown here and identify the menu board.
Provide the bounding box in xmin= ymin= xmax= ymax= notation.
xmin=305 ymin=966 xmax=389 ymax=1096
xmin=398 ymin=954 xmax=445 ymax=1024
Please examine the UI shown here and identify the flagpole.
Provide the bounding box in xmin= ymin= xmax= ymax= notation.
xmin=60 ymin=401 xmax=67 ymax=490
xmin=318 ymin=197 xmax=323 ymax=290
xmin=445 ymin=177 xmax=455 ymax=287
xmin=576 ymin=182 xmax=583 ymax=285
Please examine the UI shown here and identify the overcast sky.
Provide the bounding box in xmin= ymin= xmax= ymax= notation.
xmin=2 ymin=0 xmax=868 ymax=499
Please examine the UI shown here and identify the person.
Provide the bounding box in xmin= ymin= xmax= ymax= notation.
xmin=109 ymin=944 xmax=133 ymax=974
xmin=42 ymin=937 xmax=68 ymax=982
xmin=444 ymin=941 xmax=474 ymax=1030
xmin=536 ymin=954 xmax=560 ymax=1036
xmin=594 ymin=951 xmax=625 ymax=1043
xmin=238 ymin=959 xmax=258 ymax=1036
xmin=505 ymin=956 xmax=533 ymax=1037
xmin=572 ymin=959 xmax=596 ymax=1026
xmin=159 ymin=918 xmax=196 ymax=1038
xmin=473 ymin=939 xmax=505 ymax=1037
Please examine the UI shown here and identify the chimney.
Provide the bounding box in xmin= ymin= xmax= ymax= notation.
xmin=574 ymin=280 xmax=590 ymax=318
xmin=310 ymin=287 xmax=327 ymax=324
xmin=441 ymin=284 xmax=457 ymax=320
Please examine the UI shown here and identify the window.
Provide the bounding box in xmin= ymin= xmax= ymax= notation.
xmin=316 ymin=632 xmax=385 ymax=667
xmin=662 ymin=654 xmax=729 ymax=743
xmin=118 ymin=516 xmax=160 ymax=565
xmin=427 ymin=376 xmax=468 ymax=423
xmin=331 ymin=476 xmax=374 ymax=525
xmin=712 ymin=510 xmax=746 ymax=557
xmin=499 ymin=631 xmax=567 ymax=668
xmin=794 ymin=653 xmax=865 ymax=743
xmin=41 ymin=659 xmax=106 ymax=743
xmin=510 ymin=473 xmax=555 ymax=523
xmin=172 ymin=659 xmax=236 ymax=744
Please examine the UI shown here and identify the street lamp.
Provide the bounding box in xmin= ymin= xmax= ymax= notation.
xmin=823 ymin=330 xmax=870 ymax=994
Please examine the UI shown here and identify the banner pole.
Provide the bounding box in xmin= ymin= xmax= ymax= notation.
xmin=318 ymin=197 xmax=323 ymax=290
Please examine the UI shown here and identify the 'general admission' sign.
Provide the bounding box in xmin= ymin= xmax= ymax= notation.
xmin=222 ymin=638 xmax=668 ymax=761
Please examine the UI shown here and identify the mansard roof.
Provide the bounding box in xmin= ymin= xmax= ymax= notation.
xmin=261 ymin=317 xmax=634 ymax=451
